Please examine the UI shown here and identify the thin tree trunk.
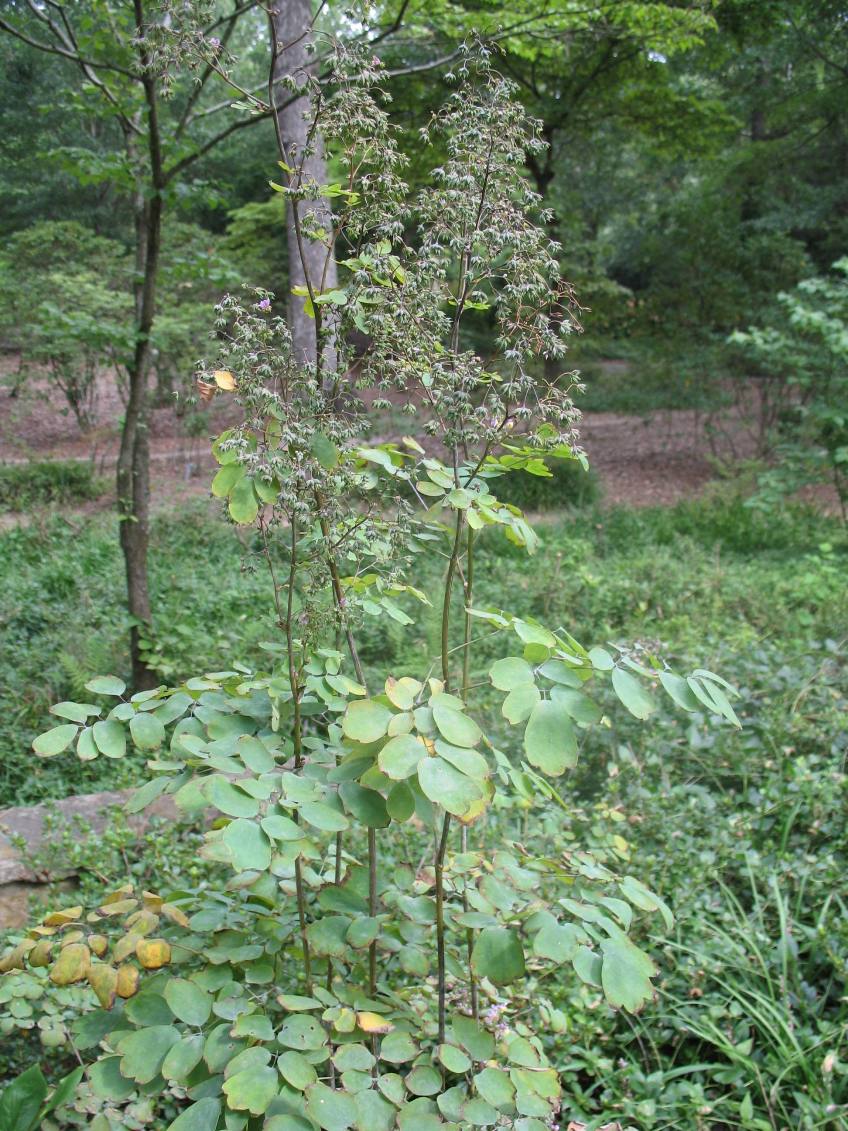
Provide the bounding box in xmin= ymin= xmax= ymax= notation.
xmin=269 ymin=0 xmax=338 ymax=371
xmin=527 ymin=135 xmax=564 ymax=382
xmin=117 ymin=2 xmax=164 ymax=691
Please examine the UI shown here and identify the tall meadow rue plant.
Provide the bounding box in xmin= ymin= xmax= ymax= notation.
xmin=3 ymin=44 xmax=740 ymax=1131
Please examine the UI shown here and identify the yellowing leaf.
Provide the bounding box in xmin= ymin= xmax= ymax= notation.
xmin=28 ymin=940 xmax=53 ymax=967
xmin=97 ymin=899 xmax=138 ymax=916
xmin=88 ymin=963 xmax=118 ymax=1008
xmin=88 ymin=934 xmax=108 ymax=957
xmin=356 ymin=1011 xmax=394 ymax=1034
xmin=116 ymin=964 xmax=140 ymax=998
xmin=103 ymin=884 xmax=134 ymax=905
xmin=43 ymin=906 xmax=83 ymax=927
xmin=49 ymin=943 xmax=91 ymax=986
xmin=161 ymin=902 xmax=190 ymax=928
xmin=112 ymin=932 xmax=142 ymax=963
xmin=213 ymin=369 xmax=236 ymax=390
xmin=136 ymin=938 xmax=171 ymax=969
xmin=125 ymin=909 xmax=159 ymax=936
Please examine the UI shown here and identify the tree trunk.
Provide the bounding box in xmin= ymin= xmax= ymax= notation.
xmin=269 ymin=0 xmax=338 ymax=372
xmin=118 ymin=4 xmax=164 ymax=691
xmin=527 ymin=139 xmax=564 ymax=382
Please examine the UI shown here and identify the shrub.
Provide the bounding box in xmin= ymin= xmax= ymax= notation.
xmin=0 ymin=47 xmax=740 ymax=1131
xmin=0 ymin=461 xmax=104 ymax=511
xmin=501 ymin=459 xmax=600 ymax=511
xmin=730 ymin=258 xmax=848 ymax=522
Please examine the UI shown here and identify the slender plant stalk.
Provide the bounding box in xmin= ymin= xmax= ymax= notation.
xmin=460 ymin=526 xmax=478 ymax=1019
xmin=283 ymin=516 xmax=313 ymax=992
xmin=434 ymin=809 xmax=452 ymax=1043
xmin=435 ymin=510 xmax=468 ymax=1040
xmin=368 ymin=827 xmax=378 ymax=995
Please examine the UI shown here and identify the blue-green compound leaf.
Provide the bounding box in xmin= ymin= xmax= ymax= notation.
xmin=378 ymin=733 xmax=427 ymax=779
xmin=41 ymin=1066 xmax=84 ymax=1121
xmin=471 ymin=927 xmax=525 ymax=985
xmin=406 ymin=1066 xmax=443 ymax=1096
xmin=599 ymin=928 xmax=658 ymax=1012
xmin=658 ymin=670 xmax=699 ymax=711
xmin=501 ymin=683 xmax=540 ymax=724
xmin=228 ymin=476 xmax=259 ymax=524
xmin=222 ymin=1065 xmax=278 ymax=1115
xmin=379 ymin=1030 xmax=419 ymax=1063
xmin=473 ymin=1067 xmax=515 ymax=1109
xmin=451 ymin=1015 xmax=495 ymax=1061
xmin=92 ymin=719 xmax=126 ymax=758
xmin=619 ymin=875 xmax=674 ymax=930
xmin=129 ymin=711 xmax=165 ymax=750
xmin=116 ymin=1025 xmax=180 ymax=1084
xmin=85 ymin=675 xmax=127 ymax=697
xmin=165 ymin=1099 xmax=221 ymax=1131
xmin=161 ymin=1034 xmax=204 ymax=1083
xmin=523 ymin=700 xmax=577 ymax=775
xmin=387 ymin=780 xmax=415 ymax=821
xmin=354 ymin=1089 xmax=396 ymax=1131
xmin=489 ymin=656 xmax=534 ymax=691
xmin=278 ymin=1014 xmax=327 ymax=1051
xmin=532 ymin=920 xmax=582 ymax=963
xmin=305 ymin=1082 xmax=357 ymax=1131
xmin=417 ymin=756 xmax=481 ymax=817
xmin=222 ymin=818 xmax=271 ymax=871
xmin=549 ymin=687 xmax=602 ymax=725
xmin=306 ymin=915 xmax=350 ymax=958
xmin=311 ymin=432 xmax=340 ymax=469
xmin=343 ymin=699 xmax=393 ymax=742
xmin=32 ymin=724 xmax=78 ymax=757
xmin=279 ymin=1050 xmax=318 ymax=1090
xmin=611 ymin=668 xmax=655 ymax=720
xmin=164 ymin=979 xmax=212 ymax=1026
xmin=211 ymin=462 xmax=245 ymax=498
xmin=206 ymin=777 xmax=260 ymax=818
xmin=432 ymin=701 xmax=482 ymax=747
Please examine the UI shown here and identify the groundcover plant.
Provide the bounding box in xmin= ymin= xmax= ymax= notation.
xmin=1 ymin=44 xmax=739 ymax=1131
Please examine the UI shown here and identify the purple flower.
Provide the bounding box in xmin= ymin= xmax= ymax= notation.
xmin=209 ymin=37 xmax=221 ymax=50
xmin=258 ymin=297 xmax=272 ymax=312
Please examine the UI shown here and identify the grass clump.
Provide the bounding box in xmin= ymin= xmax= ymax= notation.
xmin=0 ymin=460 xmax=105 ymax=511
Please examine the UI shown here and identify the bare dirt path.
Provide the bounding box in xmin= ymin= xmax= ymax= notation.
xmin=0 ymin=361 xmax=753 ymax=514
